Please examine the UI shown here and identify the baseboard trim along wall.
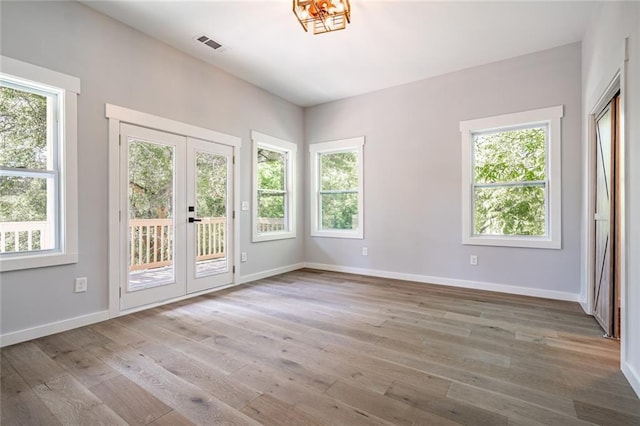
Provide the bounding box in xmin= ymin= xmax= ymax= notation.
xmin=238 ymin=263 xmax=306 ymax=285
xmin=303 ymin=262 xmax=581 ymax=302
xmin=622 ymin=362 xmax=640 ymax=398
xmin=0 ymin=311 xmax=110 ymax=348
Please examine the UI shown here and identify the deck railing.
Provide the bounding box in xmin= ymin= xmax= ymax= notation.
xmin=0 ymin=219 xmax=225 ymax=271
xmin=257 ymin=218 xmax=285 ymax=233
xmin=0 ymin=221 xmax=51 ymax=253
xmin=129 ymin=217 xmax=226 ymax=271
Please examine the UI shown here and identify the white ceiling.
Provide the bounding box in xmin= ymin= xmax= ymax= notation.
xmin=81 ymin=1 xmax=597 ymax=107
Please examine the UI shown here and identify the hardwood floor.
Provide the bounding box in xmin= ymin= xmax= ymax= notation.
xmin=2 ymin=269 xmax=639 ymax=425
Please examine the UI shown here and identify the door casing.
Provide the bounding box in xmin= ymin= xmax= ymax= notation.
xmin=106 ymin=104 xmax=241 ymax=317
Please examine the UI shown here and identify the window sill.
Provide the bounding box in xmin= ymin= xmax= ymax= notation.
xmin=311 ymin=229 xmax=364 ymax=239
xmin=252 ymin=231 xmax=296 ymax=243
xmin=463 ymin=235 xmax=560 ymax=250
xmin=0 ymin=251 xmax=79 ymax=272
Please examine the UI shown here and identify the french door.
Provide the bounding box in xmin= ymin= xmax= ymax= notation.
xmin=119 ymin=124 xmax=233 ymax=310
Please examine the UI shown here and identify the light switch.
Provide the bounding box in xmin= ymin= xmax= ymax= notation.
xmin=241 ymin=201 xmax=249 ymax=211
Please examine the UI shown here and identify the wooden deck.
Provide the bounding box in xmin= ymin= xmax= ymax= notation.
xmin=128 ymin=258 xmax=228 ymax=291
xmin=2 ymin=269 xmax=638 ymax=425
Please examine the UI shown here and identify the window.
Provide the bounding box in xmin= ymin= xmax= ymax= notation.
xmin=310 ymin=136 xmax=364 ymax=239
xmin=0 ymin=56 xmax=79 ymax=271
xmin=251 ymin=131 xmax=296 ymax=242
xmin=460 ymin=106 xmax=563 ymax=249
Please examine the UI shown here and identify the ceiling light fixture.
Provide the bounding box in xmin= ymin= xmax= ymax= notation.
xmin=293 ymin=0 xmax=351 ymax=35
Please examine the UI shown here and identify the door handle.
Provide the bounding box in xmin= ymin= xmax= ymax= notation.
xmin=188 ymin=217 xmax=202 ymax=223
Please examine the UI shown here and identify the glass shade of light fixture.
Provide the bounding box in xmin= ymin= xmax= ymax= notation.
xmin=293 ymin=0 xmax=351 ymax=35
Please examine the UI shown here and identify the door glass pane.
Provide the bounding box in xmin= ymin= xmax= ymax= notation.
xmin=195 ymin=151 xmax=228 ymax=277
xmin=127 ymin=139 xmax=175 ymax=291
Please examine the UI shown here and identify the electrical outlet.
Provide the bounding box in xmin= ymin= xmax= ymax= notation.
xmin=241 ymin=201 xmax=249 ymax=211
xmin=75 ymin=277 xmax=88 ymax=293
xmin=362 ymin=247 xmax=368 ymax=256
xmin=241 ymin=252 xmax=247 ymax=262
xmin=470 ymin=255 xmax=478 ymax=266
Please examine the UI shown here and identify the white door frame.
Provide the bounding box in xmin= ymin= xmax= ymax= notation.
xmin=106 ymin=104 xmax=241 ymax=317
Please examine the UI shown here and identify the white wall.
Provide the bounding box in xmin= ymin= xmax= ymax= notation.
xmin=0 ymin=1 xmax=304 ymax=337
xmin=304 ymin=43 xmax=583 ymax=300
xmin=581 ymin=1 xmax=640 ymax=397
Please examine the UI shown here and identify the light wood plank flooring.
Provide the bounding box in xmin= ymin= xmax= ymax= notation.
xmin=2 ymin=269 xmax=639 ymax=425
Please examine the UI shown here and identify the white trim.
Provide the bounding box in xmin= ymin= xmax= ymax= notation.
xmin=622 ymin=362 xmax=640 ymax=399
xmin=0 ymin=55 xmax=81 ymax=93
xmin=105 ymin=104 xmax=241 ymax=149
xmin=309 ymin=136 xmax=365 ymax=239
xmin=0 ymin=311 xmax=109 ymax=348
xmin=251 ymin=130 xmax=297 ymax=242
xmin=303 ymin=262 xmax=580 ymax=302
xmin=237 ymin=262 xmax=305 ymax=285
xmin=0 ymin=58 xmax=80 ymax=272
xmin=460 ymin=106 xmax=563 ymax=249
xmin=620 ymin=37 xmax=630 ymax=388
xmin=108 ymin=118 xmax=121 ymax=318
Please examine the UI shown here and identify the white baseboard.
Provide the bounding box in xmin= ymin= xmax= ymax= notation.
xmin=622 ymin=361 xmax=640 ymax=399
xmin=238 ymin=262 xmax=305 ymax=285
xmin=0 ymin=310 xmax=110 ymax=348
xmin=303 ymin=262 xmax=581 ymax=302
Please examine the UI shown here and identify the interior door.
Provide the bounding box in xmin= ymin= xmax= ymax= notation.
xmin=120 ymin=124 xmax=186 ymax=310
xmin=593 ymin=100 xmax=616 ymax=336
xmin=186 ymin=137 xmax=233 ymax=293
xmin=120 ymin=125 xmax=234 ymax=311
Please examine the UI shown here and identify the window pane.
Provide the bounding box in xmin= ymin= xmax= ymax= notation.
xmin=474 ymin=185 xmax=545 ymax=236
xmin=320 ymin=151 xmax=358 ymax=191
xmin=320 ymin=192 xmax=358 ymax=230
xmin=258 ymin=192 xmax=286 ymax=232
xmin=473 ymin=127 xmax=546 ymax=184
xmin=0 ymin=175 xmax=55 ymax=252
xmin=0 ymin=86 xmax=50 ymax=170
xmin=257 ymin=147 xmax=285 ymax=191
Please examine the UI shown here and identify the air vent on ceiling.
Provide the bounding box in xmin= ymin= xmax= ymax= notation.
xmin=196 ymin=34 xmax=222 ymax=51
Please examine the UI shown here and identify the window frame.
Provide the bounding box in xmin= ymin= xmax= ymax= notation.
xmin=251 ymin=130 xmax=296 ymax=242
xmin=309 ymin=136 xmax=364 ymax=239
xmin=0 ymin=56 xmax=79 ymax=271
xmin=460 ymin=105 xmax=563 ymax=249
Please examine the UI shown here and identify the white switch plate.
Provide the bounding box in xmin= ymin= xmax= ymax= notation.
xmin=362 ymin=247 xmax=368 ymax=256
xmin=75 ymin=277 xmax=88 ymax=292
xmin=241 ymin=252 xmax=247 ymax=262
xmin=470 ymin=255 xmax=478 ymax=266
xmin=241 ymin=201 xmax=249 ymax=211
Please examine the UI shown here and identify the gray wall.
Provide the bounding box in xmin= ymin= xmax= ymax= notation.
xmin=304 ymin=43 xmax=583 ymax=295
xmin=0 ymin=1 xmax=304 ymax=335
xmin=582 ymin=1 xmax=640 ymax=396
